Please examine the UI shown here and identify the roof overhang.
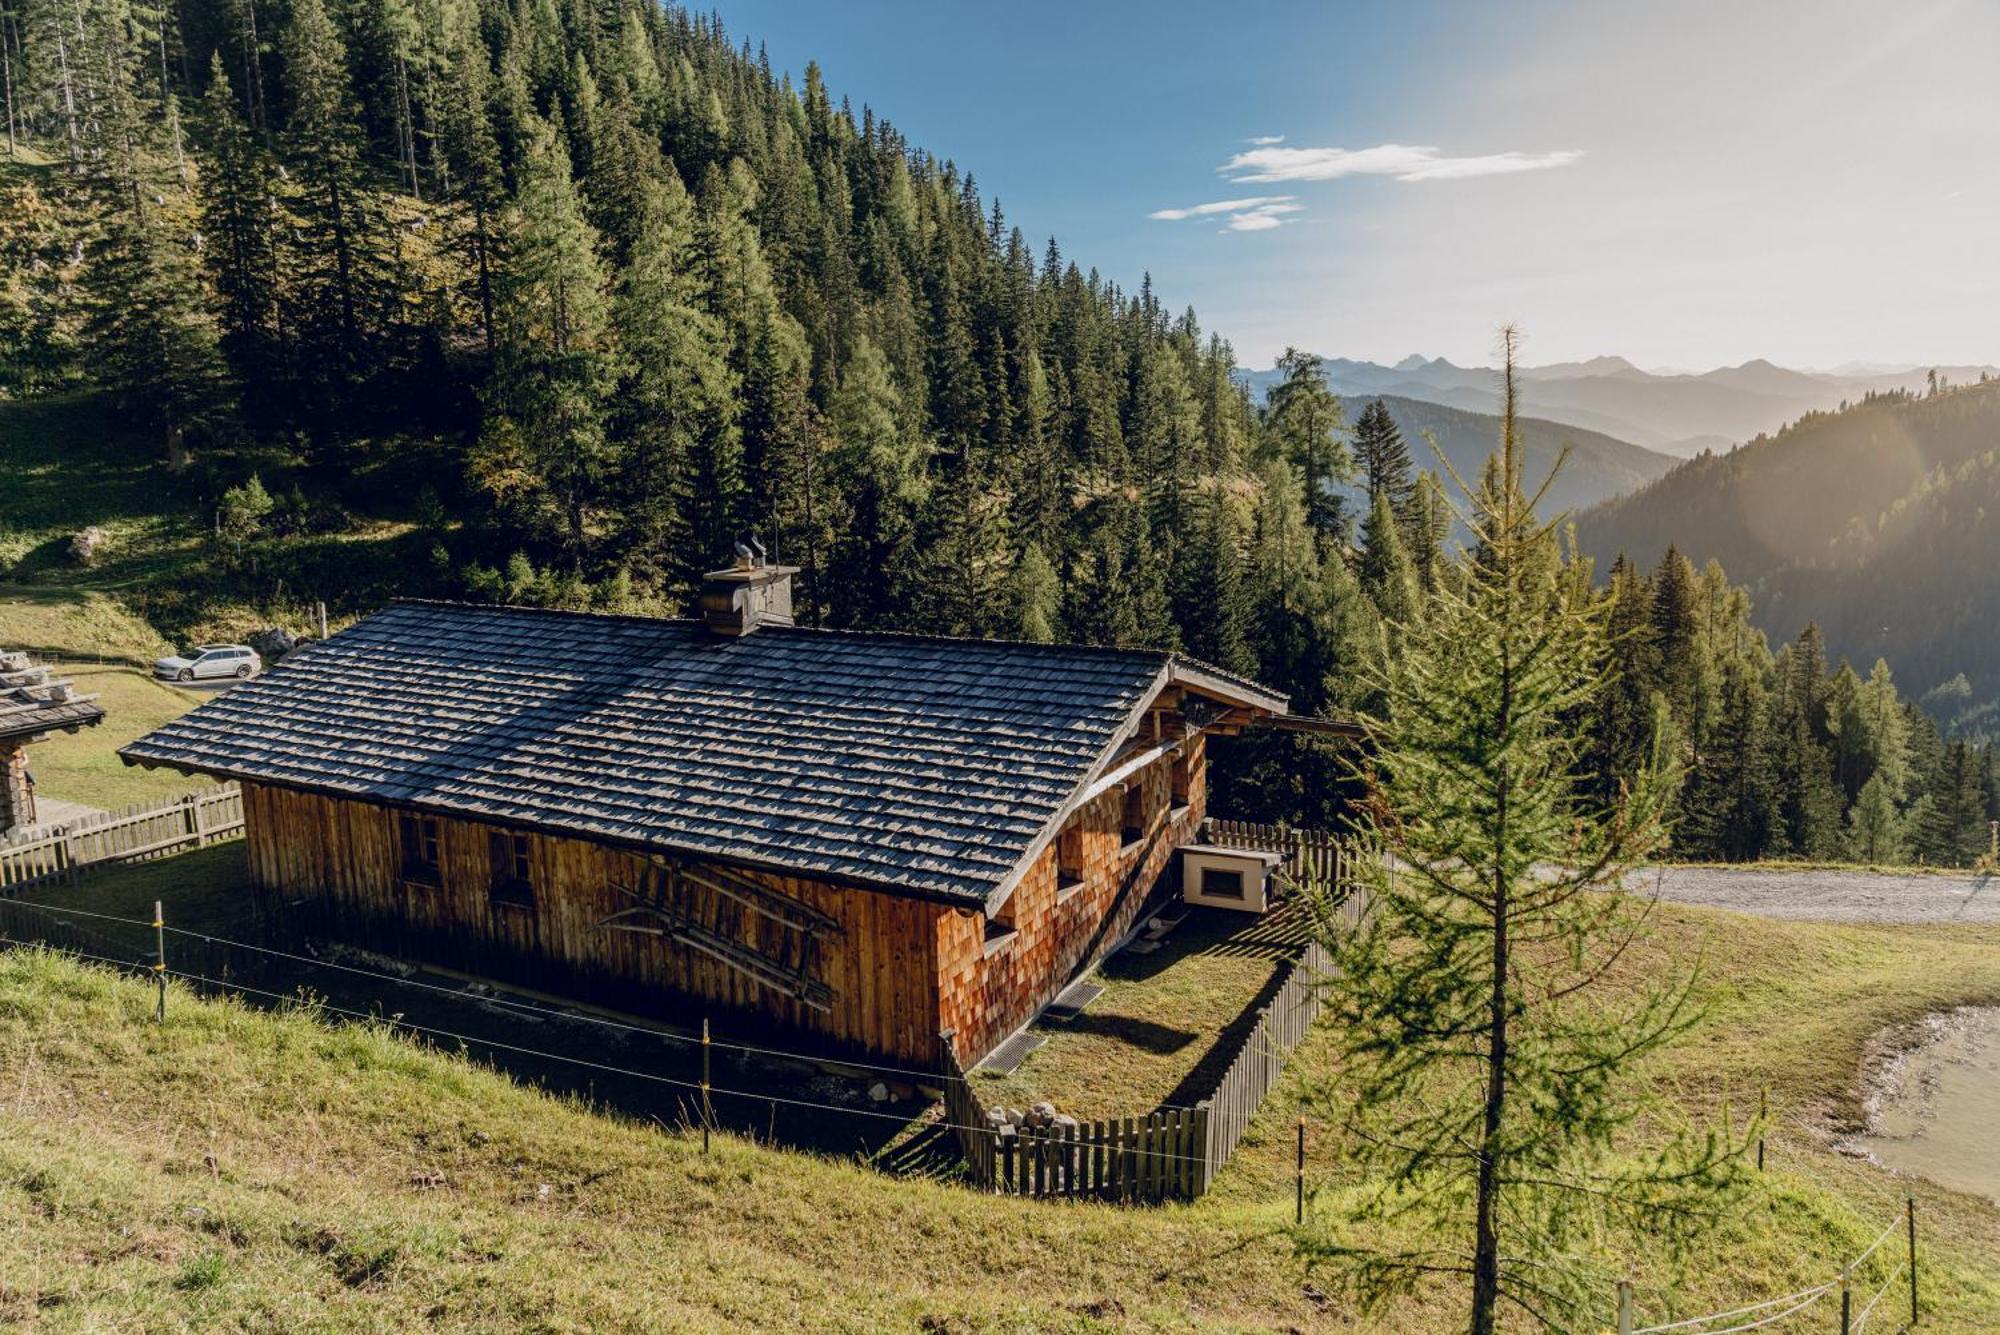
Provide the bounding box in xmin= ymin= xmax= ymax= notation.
xmin=1166 ymin=660 xmax=1288 ymax=715
xmin=977 ymin=657 xmax=1293 ymax=917
xmin=117 ymin=754 xmax=991 ymax=909
xmin=0 ymin=702 xmax=105 ymax=745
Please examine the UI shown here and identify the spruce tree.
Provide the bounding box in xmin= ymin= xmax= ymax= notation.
xmin=1350 ymin=396 xmax=1414 ymax=514
xmin=611 ymin=171 xmax=737 ymax=596
xmin=1312 ymin=329 xmax=1742 ymax=1330
xmin=279 ymin=0 xmax=391 ymax=434
xmin=482 ymin=109 xmax=616 ymax=561
xmin=1263 ymin=347 xmax=1351 ymax=546
xmin=194 ymin=54 xmax=280 ymax=408
xmin=1846 ymin=772 xmax=1906 ymax=864
xmin=1356 ymin=485 xmax=1419 ymax=630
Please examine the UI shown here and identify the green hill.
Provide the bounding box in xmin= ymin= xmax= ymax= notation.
xmin=3 ymin=867 xmax=1998 ymax=1330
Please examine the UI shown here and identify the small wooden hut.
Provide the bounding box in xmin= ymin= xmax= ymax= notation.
xmin=121 ymin=563 xmax=1288 ymax=1066
xmin=1 ymin=651 xmax=104 ymax=833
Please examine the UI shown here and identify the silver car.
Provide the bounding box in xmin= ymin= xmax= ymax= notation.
xmin=154 ymin=644 xmax=263 ymax=683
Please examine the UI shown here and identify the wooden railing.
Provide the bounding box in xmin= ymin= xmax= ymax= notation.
xmin=0 ymin=785 xmax=243 ymax=891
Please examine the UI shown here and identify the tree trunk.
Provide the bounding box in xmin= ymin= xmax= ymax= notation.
xmin=1471 ymin=704 xmax=1514 ymax=1332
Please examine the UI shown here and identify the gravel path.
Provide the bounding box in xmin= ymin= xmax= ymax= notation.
xmin=1626 ymin=865 xmax=2000 ymax=924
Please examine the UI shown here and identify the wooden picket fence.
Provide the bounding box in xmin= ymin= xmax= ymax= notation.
xmin=0 ymin=785 xmax=244 ymax=891
xmin=1201 ymin=818 xmax=1347 ymax=894
xmin=939 ymin=823 xmax=1354 ymax=1204
xmin=1199 ymin=938 xmax=1336 ymax=1182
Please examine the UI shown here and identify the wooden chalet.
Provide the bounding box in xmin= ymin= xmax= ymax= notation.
xmin=120 ymin=562 xmax=1289 ymax=1067
xmin=2 ymin=651 xmax=104 ymax=833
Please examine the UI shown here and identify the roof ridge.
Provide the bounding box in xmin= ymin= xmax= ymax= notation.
xmin=384 ymin=598 xmax=1180 ymax=666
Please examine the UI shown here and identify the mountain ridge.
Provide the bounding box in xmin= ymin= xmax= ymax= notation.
xmin=1237 ymin=355 xmax=2000 ymax=457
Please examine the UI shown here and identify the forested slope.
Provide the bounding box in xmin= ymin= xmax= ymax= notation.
xmin=1576 ymin=381 xmax=2000 ymax=708
xmin=1335 ymin=394 xmax=1674 ymax=518
xmin=5 ymin=0 xmax=1999 ymax=862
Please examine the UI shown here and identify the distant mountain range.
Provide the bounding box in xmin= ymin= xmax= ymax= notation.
xmin=1239 ymin=355 xmax=2000 ymax=457
xmin=1332 ymin=396 xmax=1675 ymax=520
xmin=1574 ymin=380 xmax=2000 ymax=720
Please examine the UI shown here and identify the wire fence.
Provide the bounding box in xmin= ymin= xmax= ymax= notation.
xmin=0 ymin=893 xmax=1252 ymax=1172
xmin=1621 ymin=1207 xmax=1921 ymax=1334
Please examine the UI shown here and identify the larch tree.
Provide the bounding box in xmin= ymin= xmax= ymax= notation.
xmin=1308 ymin=327 xmax=1745 ymax=1333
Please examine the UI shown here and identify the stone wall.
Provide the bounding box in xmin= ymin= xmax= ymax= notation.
xmin=0 ymin=743 xmax=35 ymax=833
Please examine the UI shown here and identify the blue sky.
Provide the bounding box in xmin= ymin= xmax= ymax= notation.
xmin=711 ymin=1 xmax=2000 ymax=372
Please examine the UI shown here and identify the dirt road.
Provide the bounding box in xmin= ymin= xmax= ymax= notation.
xmin=1627 ymin=865 xmax=2000 ymax=924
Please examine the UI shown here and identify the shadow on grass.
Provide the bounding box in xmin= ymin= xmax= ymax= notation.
xmin=1155 ymin=961 xmax=1299 ymax=1114
xmin=1059 ymin=1012 xmax=1199 ymax=1056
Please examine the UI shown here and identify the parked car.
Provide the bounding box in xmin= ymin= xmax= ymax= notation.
xmin=153 ymin=644 xmax=262 ymax=683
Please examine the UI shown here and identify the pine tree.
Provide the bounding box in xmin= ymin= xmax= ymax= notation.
xmin=194 ymin=54 xmax=280 ymax=409
xmin=76 ymin=7 xmax=229 ymax=459
xmin=1311 ymin=328 xmax=1741 ymax=1331
xmin=611 ymin=171 xmax=737 ymax=596
xmin=1009 ymin=540 xmax=1059 ymax=641
xmin=1356 ymin=485 xmax=1419 ymax=629
xmin=279 ymin=0 xmax=392 ymax=434
xmin=1846 ymin=772 xmax=1906 ymax=864
xmin=438 ymin=12 xmax=506 ymax=356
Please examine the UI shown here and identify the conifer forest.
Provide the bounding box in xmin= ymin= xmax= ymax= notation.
xmin=1 ymin=0 xmax=1994 ymax=866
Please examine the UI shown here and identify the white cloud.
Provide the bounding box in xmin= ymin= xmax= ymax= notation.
xmin=1223 ymin=212 xmax=1286 ymax=232
xmin=1245 ymin=134 xmax=1286 ymax=146
xmin=1149 ymin=195 xmax=1295 ymax=220
xmin=1221 ymin=142 xmax=1584 ymax=183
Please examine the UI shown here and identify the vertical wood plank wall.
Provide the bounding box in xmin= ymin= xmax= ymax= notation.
xmin=238 ymin=783 xmax=947 ymax=1063
xmin=935 ymin=732 xmax=1207 ymax=1063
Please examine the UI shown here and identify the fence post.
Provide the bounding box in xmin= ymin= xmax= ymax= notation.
xmin=1839 ymin=1263 xmax=1851 ymax=1335
xmin=1756 ymin=1086 xmax=1766 ymax=1172
xmin=1295 ymin=1112 xmax=1306 ymax=1225
xmin=701 ymin=1016 xmax=712 ymax=1153
xmin=1615 ymin=1279 xmax=1633 ymax=1335
xmin=1908 ymin=1193 xmax=1919 ymax=1327
xmin=152 ymin=899 xmax=167 ymax=1022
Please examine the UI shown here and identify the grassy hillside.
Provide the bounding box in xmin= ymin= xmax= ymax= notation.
xmin=4 ymin=872 xmax=1999 ymax=1330
xmin=0 ymin=590 xmax=213 ymax=810
xmin=0 ymin=394 xmax=434 ymax=654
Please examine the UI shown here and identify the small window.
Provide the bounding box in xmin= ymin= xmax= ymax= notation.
xmin=399 ymin=812 xmax=442 ymax=884
xmin=488 ymin=830 xmax=534 ymax=907
xmin=1122 ymin=780 xmax=1148 ymax=848
xmin=1056 ymin=823 xmax=1085 ymax=901
xmin=1199 ymin=866 xmax=1245 ymax=900
xmin=983 ymin=895 xmax=1018 ymax=956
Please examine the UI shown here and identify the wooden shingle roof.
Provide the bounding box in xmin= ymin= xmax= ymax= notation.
xmin=1 ymin=652 xmax=104 ymax=744
xmin=120 ymin=602 xmax=1281 ymax=904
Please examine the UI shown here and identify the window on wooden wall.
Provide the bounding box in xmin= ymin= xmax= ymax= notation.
xmin=1056 ymin=822 xmax=1085 ymax=902
xmin=1121 ymin=778 xmax=1148 ymax=848
xmin=1170 ymin=746 xmax=1195 ymax=818
xmin=488 ymin=830 xmax=534 ymax=908
xmin=983 ymin=893 xmax=1018 ymax=956
xmin=398 ymin=812 xmax=441 ymax=884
